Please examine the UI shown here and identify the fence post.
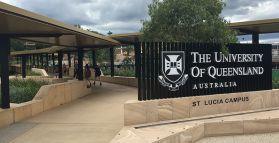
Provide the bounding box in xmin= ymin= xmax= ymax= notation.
xmin=135 ymin=42 xmax=142 ymax=100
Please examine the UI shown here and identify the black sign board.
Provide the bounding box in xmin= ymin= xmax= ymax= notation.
xmin=136 ymin=42 xmax=272 ymax=101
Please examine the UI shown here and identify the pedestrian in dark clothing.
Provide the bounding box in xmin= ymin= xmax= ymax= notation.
xmin=93 ymin=65 xmax=102 ymax=86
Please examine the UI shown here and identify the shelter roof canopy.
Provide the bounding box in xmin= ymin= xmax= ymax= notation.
xmin=0 ymin=2 xmax=120 ymax=47
xmin=109 ymin=32 xmax=142 ymax=44
xmin=230 ymin=18 xmax=279 ymax=35
xmin=10 ymin=46 xmax=73 ymax=56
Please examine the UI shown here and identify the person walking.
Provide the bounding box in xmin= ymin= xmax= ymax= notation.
xmin=85 ymin=64 xmax=92 ymax=88
xmin=93 ymin=64 xmax=102 ymax=86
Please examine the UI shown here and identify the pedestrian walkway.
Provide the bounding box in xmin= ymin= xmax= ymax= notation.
xmin=196 ymin=132 xmax=279 ymax=143
xmin=112 ymin=106 xmax=279 ymax=143
xmin=0 ymin=82 xmax=137 ymax=143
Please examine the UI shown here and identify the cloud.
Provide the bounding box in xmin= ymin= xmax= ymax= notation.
xmin=2 ymin=0 xmax=279 ymax=43
xmin=238 ymin=33 xmax=279 ymax=44
xmin=222 ymin=0 xmax=279 ymax=22
xmin=222 ymin=0 xmax=279 ymax=43
xmin=0 ymin=0 xmax=151 ymax=34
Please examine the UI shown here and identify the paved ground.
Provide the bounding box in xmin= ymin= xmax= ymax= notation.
xmin=112 ymin=106 xmax=279 ymax=143
xmin=0 ymin=82 xmax=137 ymax=143
xmin=196 ymin=132 xmax=279 ymax=143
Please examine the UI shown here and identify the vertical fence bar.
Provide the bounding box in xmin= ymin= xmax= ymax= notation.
xmin=185 ymin=43 xmax=192 ymax=97
xmin=142 ymin=42 xmax=147 ymax=100
xmin=162 ymin=42 xmax=167 ymax=99
xmin=146 ymin=42 xmax=151 ymax=100
xmin=154 ymin=42 xmax=159 ymax=100
xmin=135 ymin=42 xmax=142 ymax=100
xmin=150 ymin=42 xmax=155 ymax=99
xmin=167 ymin=42 xmax=173 ymax=98
xmin=178 ymin=42 xmax=182 ymax=97
xmin=158 ymin=42 xmax=162 ymax=99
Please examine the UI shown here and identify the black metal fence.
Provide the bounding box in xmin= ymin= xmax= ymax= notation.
xmin=136 ymin=42 xmax=272 ymax=101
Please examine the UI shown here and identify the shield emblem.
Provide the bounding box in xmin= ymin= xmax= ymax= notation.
xmin=162 ymin=51 xmax=185 ymax=83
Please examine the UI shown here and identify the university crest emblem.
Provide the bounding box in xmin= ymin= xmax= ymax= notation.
xmin=158 ymin=51 xmax=188 ymax=91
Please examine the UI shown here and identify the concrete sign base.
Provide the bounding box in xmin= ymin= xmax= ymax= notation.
xmin=124 ymin=90 xmax=279 ymax=126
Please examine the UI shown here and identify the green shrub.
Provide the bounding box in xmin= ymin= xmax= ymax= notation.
xmin=26 ymin=70 xmax=41 ymax=76
xmin=101 ymin=67 xmax=135 ymax=77
xmin=101 ymin=68 xmax=110 ymax=76
xmin=0 ymin=79 xmax=48 ymax=105
xmin=115 ymin=69 xmax=135 ymax=77
xmin=273 ymin=70 xmax=279 ymax=89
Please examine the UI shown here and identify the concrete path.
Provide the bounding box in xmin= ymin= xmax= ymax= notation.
xmin=112 ymin=106 xmax=279 ymax=143
xmin=0 ymin=82 xmax=137 ymax=143
xmin=197 ymin=132 xmax=279 ymax=143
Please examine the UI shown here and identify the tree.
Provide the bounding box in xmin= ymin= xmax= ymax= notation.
xmin=123 ymin=45 xmax=134 ymax=56
xmin=141 ymin=0 xmax=237 ymax=47
xmin=107 ymin=31 xmax=113 ymax=35
xmin=95 ymin=48 xmax=115 ymax=64
xmin=74 ymin=24 xmax=81 ymax=28
xmin=121 ymin=45 xmax=135 ymax=65
xmin=87 ymin=29 xmax=105 ymax=36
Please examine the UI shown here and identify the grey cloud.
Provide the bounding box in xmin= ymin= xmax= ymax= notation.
xmin=2 ymin=0 xmax=151 ymax=34
xmin=238 ymin=33 xmax=279 ymax=43
xmin=223 ymin=0 xmax=263 ymax=10
xmin=3 ymin=0 xmax=279 ymax=42
xmin=222 ymin=0 xmax=269 ymax=17
xmin=14 ymin=0 xmax=100 ymax=25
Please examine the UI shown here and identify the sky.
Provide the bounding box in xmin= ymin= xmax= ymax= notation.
xmin=1 ymin=0 xmax=279 ymax=43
